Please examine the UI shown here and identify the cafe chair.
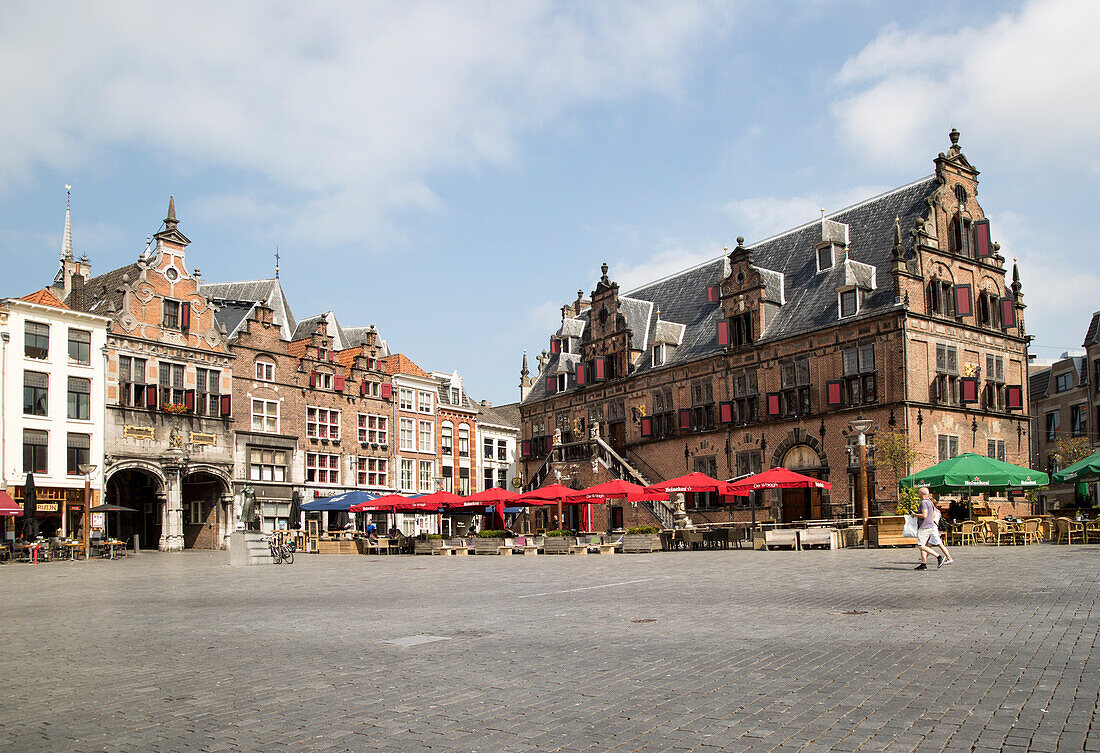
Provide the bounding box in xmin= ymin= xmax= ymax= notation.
xmin=1085 ymin=518 xmax=1100 ymax=545
xmin=1055 ymin=517 xmax=1085 ymax=545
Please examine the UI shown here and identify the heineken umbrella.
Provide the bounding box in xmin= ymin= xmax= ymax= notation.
xmin=21 ymin=473 xmax=38 ymax=540
xmin=90 ymin=503 xmax=138 ymax=541
xmin=899 ymin=452 xmax=1048 ymax=491
xmin=1052 ymin=450 xmax=1100 ymax=484
xmin=288 ymin=491 xmax=302 ymax=530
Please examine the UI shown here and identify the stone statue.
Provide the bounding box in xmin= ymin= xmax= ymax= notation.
xmin=240 ymin=486 xmax=258 ymax=529
xmin=590 ymin=421 xmax=600 ymax=439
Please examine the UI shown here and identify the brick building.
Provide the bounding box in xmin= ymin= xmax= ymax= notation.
xmin=1029 ymin=312 xmax=1100 ymax=510
xmin=431 ymin=370 xmax=480 ymax=497
xmin=61 ymin=199 xmax=236 ymax=550
xmin=387 ymin=354 xmax=441 ymax=498
xmin=520 ymin=131 xmax=1032 ymax=529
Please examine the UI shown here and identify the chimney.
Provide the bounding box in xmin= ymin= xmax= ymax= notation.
xmin=480 ymin=399 xmax=492 ymax=409
xmin=69 ymin=273 xmax=86 ymax=311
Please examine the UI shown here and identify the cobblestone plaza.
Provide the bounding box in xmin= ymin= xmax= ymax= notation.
xmin=2 ymin=547 xmax=1098 ymax=753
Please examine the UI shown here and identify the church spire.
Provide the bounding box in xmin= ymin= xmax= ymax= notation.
xmin=61 ymin=185 xmax=74 ymax=260
xmin=519 ymin=350 xmax=533 ymax=402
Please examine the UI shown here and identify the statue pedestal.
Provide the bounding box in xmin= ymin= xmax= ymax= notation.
xmin=228 ymin=531 xmax=272 ymax=566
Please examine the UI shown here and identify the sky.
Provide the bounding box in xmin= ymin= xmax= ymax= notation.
xmin=1 ymin=0 xmax=1097 ymax=402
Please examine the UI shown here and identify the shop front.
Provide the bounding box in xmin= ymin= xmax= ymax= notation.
xmin=8 ymin=485 xmax=100 ymax=539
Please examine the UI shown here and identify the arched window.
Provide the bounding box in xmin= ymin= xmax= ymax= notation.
xmin=441 ymin=422 xmax=453 ymax=456
xmin=254 ymin=358 xmax=275 ymax=382
xmin=928 ymin=277 xmax=955 ymax=317
xmin=458 ymin=425 xmax=470 ymax=458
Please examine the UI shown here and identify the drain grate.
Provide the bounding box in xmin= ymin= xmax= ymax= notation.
xmin=384 ymin=634 xmax=451 ymax=647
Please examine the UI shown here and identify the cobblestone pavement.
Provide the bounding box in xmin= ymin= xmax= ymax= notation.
xmin=1 ymin=544 xmax=1099 ymax=752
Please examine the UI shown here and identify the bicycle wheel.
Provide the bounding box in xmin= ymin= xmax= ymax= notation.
xmin=270 ymin=545 xmax=282 ymax=564
xmin=281 ymin=546 xmax=294 ymax=565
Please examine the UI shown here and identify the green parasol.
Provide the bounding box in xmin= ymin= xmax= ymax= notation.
xmin=899 ymin=452 xmax=1048 ymax=492
xmin=1051 ymin=450 xmax=1100 ymax=484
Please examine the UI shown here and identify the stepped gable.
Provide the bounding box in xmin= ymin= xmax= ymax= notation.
xmin=522 ymin=176 xmax=938 ymax=404
xmin=20 ymin=288 xmax=70 ymax=309
xmin=344 ymin=326 xmax=391 ymax=356
xmin=292 ymin=311 xmax=347 ymax=349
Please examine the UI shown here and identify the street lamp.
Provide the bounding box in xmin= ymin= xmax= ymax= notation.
xmin=77 ymin=463 xmax=97 ymax=557
xmin=849 ymin=418 xmax=873 ymax=547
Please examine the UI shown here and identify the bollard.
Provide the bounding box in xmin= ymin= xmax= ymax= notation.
xmin=132 ymin=534 xmax=140 ymax=554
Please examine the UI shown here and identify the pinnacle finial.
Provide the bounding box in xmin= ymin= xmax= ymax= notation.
xmin=521 ymin=349 xmax=529 ymax=376
xmin=165 ymin=196 xmax=177 ymax=228
xmin=736 ymin=236 xmax=744 ymax=246
xmin=61 ymin=185 xmax=74 ymax=261
xmin=949 ymin=128 xmax=960 ymax=147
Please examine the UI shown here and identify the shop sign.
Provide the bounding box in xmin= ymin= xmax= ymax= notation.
xmin=189 ymin=432 xmax=217 ymax=446
xmin=124 ymin=426 xmax=155 ymax=440
xmin=23 ymin=502 xmax=59 ymax=513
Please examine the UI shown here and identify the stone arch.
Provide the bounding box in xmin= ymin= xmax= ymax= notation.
xmin=105 ymin=460 xmax=167 ymax=488
xmin=182 ymin=463 xmax=232 ymax=490
xmin=771 ymin=429 xmax=829 ymax=472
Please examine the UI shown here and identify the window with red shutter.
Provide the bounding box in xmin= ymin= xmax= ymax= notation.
xmin=381 ymin=383 xmax=392 ymax=400
xmin=184 ymin=389 xmax=195 ymax=410
xmin=961 ymin=376 xmax=979 ymax=403
xmin=180 ymin=303 xmax=191 ymax=329
xmin=826 ymin=380 xmax=843 ymax=407
xmin=146 ymin=384 xmax=157 ymax=409
xmin=640 ymin=417 xmax=653 ymax=437
xmin=545 ymin=376 xmax=557 ymax=393
xmin=719 ymin=402 xmax=733 ymax=424
xmin=335 ymin=374 xmax=345 ymax=392
xmin=550 ymin=339 xmax=561 ymax=354
xmin=575 ymin=362 xmax=587 ymax=386
xmin=521 ymin=440 xmax=531 ymax=458
xmin=329 ymin=350 xmax=335 ymax=362
xmin=707 ymin=286 xmax=719 ymax=303
xmin=974 ymin=220 xmax=992 ymax=258
xmin=594 ymin=357 xmax=606 ymax=381
xmin=717 ymin=320 xmax=730 ymax=346
xmin=360 ymin=381 xmax=367 ymax=396
xmin=318 ymin=348 xmax=326 ymax=362
xmin=766 ymin=393 xmax=781 ymax=416
xmin=309 ymin=370 xmax=318 ymax=388
xmin=1000 ymin=298 xmax=1016 ymax=328
xmin=954 ymin=284 xmax=973 ymax=317
xmin=1006 ymin=385 xmax=1023 ymax=410
xmin=678 ymin=409 xmax=692 ymax=431
xmin=220 ymin=394 xmax=231 ymax=417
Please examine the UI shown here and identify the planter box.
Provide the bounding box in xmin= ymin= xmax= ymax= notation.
xmin=622 ymin=533 xmax=660 ymax=553
xmin=542 ymin=536 xmax=574 ymax=554
xmin=871 ymin=515 xmax=917 ymax=547
xmin=414 ymin=539 xmax=444 ymax=555
xmin=473 ymin=537 xmax=505 ymax=555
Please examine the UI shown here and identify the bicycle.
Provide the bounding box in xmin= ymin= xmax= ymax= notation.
xmin=264 ymin=535 xmax=294 ymax=565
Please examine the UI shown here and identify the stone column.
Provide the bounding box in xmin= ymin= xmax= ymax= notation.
xmin=159 ymin=464 xmax=185 ymax=551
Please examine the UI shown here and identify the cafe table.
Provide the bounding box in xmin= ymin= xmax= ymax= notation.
xmin=60 ymin=540 xmax=85 ymax=560
xmin=102 ymin=540 xmax=126 ymax=559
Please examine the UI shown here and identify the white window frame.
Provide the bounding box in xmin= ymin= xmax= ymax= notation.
xmin=399 ymin=418 xmax=415 ymax=451
xmin=400 ymin=459 xmax=415 ymax=492
xmin=458 ymin=424 xmax=470 ymax=458
xmin=418 ymin=390 xmax=434 ymax=414
xmin=838 ymin=287 xmax=858 ymax=318
xmin=399 ymin=388 xmax=415 ymax=411
xmin=249 ymin=448 xmax=288 ymax=482
xmin=418 ymin=420 xmax=434 ymax=453
xmin=418 ymin=460 xmax=434 ymax=492
xmin=251 ymin=398 xmax=280 ymax=433
xmin=255 ymin=359 xmax=275 ymax=382
xmin=357 ymin=413 xmax=388 ymax=445
xmin=306 ymin=406 xmax=340 ymax=440
xmin=306 ymin=452 xmax=340 ymax=485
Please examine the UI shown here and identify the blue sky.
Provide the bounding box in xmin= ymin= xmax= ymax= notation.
xmin=1 ymin=0 xmax=1097 ymax=403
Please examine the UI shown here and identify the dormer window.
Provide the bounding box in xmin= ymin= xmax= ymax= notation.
xmin=839 ymin=288 xmax=858 ymax=318
xmin=450 ymin=386 xmax=461 ymax=404
xmin=817 ymin=245 xmax=833 ymax=272
xmin=949 ymin=213 xmax=973 ymax=257
xmin=929 ymin=279 xmax=955 ymax=317
xmin=653 ymin=343 xmax=665 ymax=367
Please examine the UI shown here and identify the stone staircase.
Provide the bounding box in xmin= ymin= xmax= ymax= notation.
xmin=228 ymin=531 xmax=273 ymax=566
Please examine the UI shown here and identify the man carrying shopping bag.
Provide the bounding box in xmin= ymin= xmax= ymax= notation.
xmin=913 ymin=486 xmax=953 ymax=570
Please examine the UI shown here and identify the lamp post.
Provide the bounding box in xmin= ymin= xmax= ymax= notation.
xmin=77 ymin=463 xmax=97 ymax=558
xmin=849 ymin=418 xmax=873 ymax=547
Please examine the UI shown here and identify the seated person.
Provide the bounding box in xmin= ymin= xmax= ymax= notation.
xmin=365 ymin=521 xmax=377 ymax=542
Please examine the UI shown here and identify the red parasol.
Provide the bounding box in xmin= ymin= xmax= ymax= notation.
xmin=644 ymin=472 xmax=748 ymax=497
xmin=578 ymin=479 xmax=668 ymax=502
xmin=518 ymin=484 xmax=586 ymax=529
xmin=725 ymin=467 xmax=831 ymax=493
xmin=0 ymin=491 xmax=21 ymax=516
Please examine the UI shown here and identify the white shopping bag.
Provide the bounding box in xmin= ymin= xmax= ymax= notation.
xmin=902 ymin=514 xmax=919 ymax=539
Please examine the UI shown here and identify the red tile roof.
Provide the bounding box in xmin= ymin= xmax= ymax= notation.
xmin=19 ymin=288 xmax=70 ymax=310
xmin=287 ymin=338 xmax=309 ymax=359
xmin=382 ymin=353 xmax=429 ymax=378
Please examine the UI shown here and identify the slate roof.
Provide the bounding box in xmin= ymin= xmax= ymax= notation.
xmin=65 ymin=262 xmax=141 ymax=314
xmin=293 ymin=311 xmax=347 ymax=349
xmin=490 ymin=402 xmax=522 ymax=429
xmin=1084 ymin=312 xmax=1100 ymax=347
xmin=343 ymin=327 xmax=391 ymax=356
xmin=211 ymin=300 xmax=256 ymax=338
xmin=20 ymin=288 xmax=70 ymax=309
xmin=1029 ymin=367 xmax=1051 ymax=401
xmin=524 ymin=175 xmax=939 ymax=405
xmin=477 ymin=401 xmax=521 ymax=430
xmin=200 ymin=278 xmax=297 ymax=340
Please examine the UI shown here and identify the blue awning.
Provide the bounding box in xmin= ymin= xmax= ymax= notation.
xmin=301 ymin=490 xmax=379 ymax=511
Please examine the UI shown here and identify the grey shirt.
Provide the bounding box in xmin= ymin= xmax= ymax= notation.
xmin=918 ymin=498 xmax=937 ymax=529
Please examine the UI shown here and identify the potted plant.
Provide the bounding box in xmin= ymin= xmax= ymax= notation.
xmin=622 ymin=526 xmax=661 ymax=553
xmin=413 ymin=533 xmax=444 ymax=555
xmin=473 ymin=529 xmax=507 ymax=554
xmin=541 ymin=529 xmax=574 ymax=554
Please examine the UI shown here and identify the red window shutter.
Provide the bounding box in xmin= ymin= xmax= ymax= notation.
xmin=545 ymin=376 xmax=557 ymax=393
xmin=329 ymin=350 xmax=336 ymax=362
xmin=335 ymin=374 xmax=345 ymax=392
xmin=360 ymin=380 xmax=366 ymax=396
xmin=180 ymin=303 xmax=191 ymax=329
xmin=594 ymin=357 xmax=606 ymax=381
xmin=640 ymin=417 xmax=653 ymax=437
xmin=309 ymin=370 xmax=317 ymax=388
xmin=707 ymin=286 xmax=719 ymax=303
xmin=1006 ymin=385 xmax=1023 ymax=410
xmin=826 ymin=380 xmax=843 ymax=407
xmin=719 ymin=402 xmax=733 ymax=424
xmin=145 ymin=384 xmax=157 ymax=409
xmin=521 ymin=440 xmax=531 ymax=458
xmin=550 ymin=338 xmax=561 ymax=354
xmin=220 ymin=394 xmax=231 ymax=417
xmin=381 ymin=383 xmax=392 ymax=400
xmin=766 ymin=393 xmax=781 ymax=416
xmin=974 ymin=220 xmax=992 ymax=258
xmin=678 ymin=409 xmax=692 ymax=430
xmin=184 ymin=389 xmax=195 ymax=410
xmin=717 ymin=320 xmax=730 ymax=346
xmin=961 ymin=377 xmax=979 ymax=403
xmin=1001 ymin=297 xmax=1017 ymax=328
xmin=954 ymin=284 xmax=973 ymax=317
xmin=575 ymin=362 xmax=587 ymax=386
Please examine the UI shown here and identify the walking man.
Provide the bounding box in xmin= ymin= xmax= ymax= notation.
xmin=915 ymin=486 xmax=954 ymax=570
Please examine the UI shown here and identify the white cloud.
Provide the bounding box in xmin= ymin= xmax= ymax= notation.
xmin=831 ymin=0 xmax=1100 ymax=173
xmin=722 ymin=185 xmax=887 ymax=243
xmin=0 ymin=1 xmax=725 ymax=244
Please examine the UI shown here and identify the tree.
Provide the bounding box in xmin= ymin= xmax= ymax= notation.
xmin=1051 ymin=436 xmax=1093 ymax=471
xmin=873 ymin=430 xmax=919 ymax=496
